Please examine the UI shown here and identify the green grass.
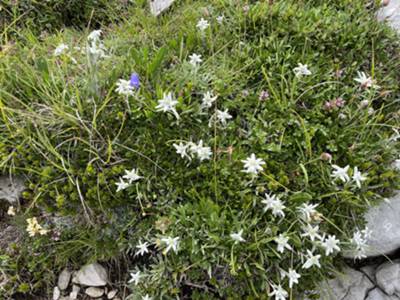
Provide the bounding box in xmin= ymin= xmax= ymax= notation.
xmin=0 ymin=0 xmax=400 ymax=299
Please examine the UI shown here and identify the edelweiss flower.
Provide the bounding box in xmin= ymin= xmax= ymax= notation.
xmin=301 ymin=224 xmax=322 ymax=242
xmin=156 ymin=92 xmax=179 ymax=119
xmin=116 ymin=178 xmax=129 ymax=192
xmin=161 ymin=236 xmax=180 ymax=254
xmin=275 ymin=234 xmax=292 ymax=253
xmin=321 ymin=235 xmax=341 ymax=256
xmin=269 ymin=284 xmax=288 ymax=300
xmin=262 ymin=193 xmax=286 ymax=218
xmin=202 ymin=91 xmax=218 ymax=108
xmin=26 ymin=217 xmax=48 ymax=237
xmin=351 ymin=230 xmax=369 ymax=260
xmin=297 ymin=203 xmax=318 ymax=222
xmin=293 ymin=63 xmax=312 ymax=77
xmin=216 ymin=15 xmax=225 ymax=24
xmin=115 ymin=79 xmax=135 ymax=96
xmin=331 ymin=165 xmax=350 ymax=183
xmin=128 ymin=270 xmax=141 ymax=285
xmin=88 ymin=29 xmax=102 ymax=41
xmin=281 ymin=268 xmax=301 ymax=288
xmin=190 ymin=140 xmax=212 ymax=161
xmin=352 ymin=166 xmax=367 ymax=188
xmin=241 ymin=153 xmax=265 ymax=175
xmin=189 ymin=53 xmax=203 ymax=67
xmin=7 ymin=206 xmax=16 ymax=216
xmin=302 ymin=250 xmax=321 ymax=269
xmin=354 ymin=71 xmax=379 ymax=89
xmin=54 ymin=43 xmax=69 ymax=56
xmin=216 ymin=109 xmax=232 ymax=126
xmin=196 ymin=18 xmax=210 ymax=31
xmin=173 ymin=142 xmax=190 ymax=159
xmin=136 ymin=241 xmax=150 ymax=256
xmin=230 ymin=229 xmax=245 ymax=243
xmin=123 ymin=168 xmax=142 ymax=184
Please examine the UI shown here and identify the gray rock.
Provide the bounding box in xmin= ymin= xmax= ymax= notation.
xmin=107 ymin=290 xmax=118 ymax=299
xmin=72 ymin=263 xmax=108 ymax=286
xmin=149 ymin=0 xmax=175 ymax=16
xmin=377 ymin=0 xmax=400 ymax=33
xmin=57 ymin=269 xmax=72 ymax=290
xmin=85 ymin=287 xmax=104 ymax=298
xmin=53 ymin=286 xmax=61 ymax=300
xmin=361 ymin=264 xmax=378 ymax=283
xmin=69 ymin=284 xmax=80 ymax=300
xmin=366 ymin=288 xmax=400 ymax=300
xmin=0 ymin=176 xmax=25 ymax=204
xmin=319 ymin=268 xmax=374 ymax=300
xmin=376 ymin=260 xmax=400 ymax=296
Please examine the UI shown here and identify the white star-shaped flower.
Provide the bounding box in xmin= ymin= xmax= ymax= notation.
xmin=123 ymin=168 xmax=142 ymax=184
xmin=54 ymin=43 xmax=69 ymax=56
xmin=275 ymin=234 xmax=292 ymax=253
xmin=115 ymin=79 xmax=135 ymax=96
xmin=216 ymin=15 xmax=224 ymax=24
xmin=241 ymin=153 xmax=265 ymax=175
xmin=136 ymin=241 xmax=150 ymax=256
xmin=331 ymin=164 xmax=350 ymax=183
xmin=321 ymin=235 xmax=341 ymax=256
xmin=354 ymin=71 xmax=379 ymax=89
xmin=293 ymin=63 xmax=312 ymax=77
xmin=189 ymin=53 xmax=203 ymax=67
xmin=202 ymin=91 xmax=218 ymax=108
xmin=352 ymin=166 xmax=367 ymax=188
xmin=128 ymin=270 xmax=141 ymax=285
xmin=115 ymin=178 xmax=129 ymax=192
xmin=269 ymin=284 xmax=288 ymax=300
xmin=161 ymin=236 xmax=180 ymax=254
xmin=297 ymin=203 xmax=318 ymax=222
xmin=196 ymin=18 xmax=209 ymax=31
xmin=155 ymin=92 xmax=179 ymax=119
xmin=281 ymin=268 xmax=301 ymax=288
xmin=173 ymin=142 xmax=190 ymax=159
xmin=190 ymin=140 xmax=212 ymax=161
xmin=302 ymin=250 xmax=321 ymax=269
xmin=262 ymin=193 xmax=286 ymax=218
xmin=216 ymin=109 xmax=232 ymax=126
xmin=230 ymin=229 xmax=245 ymax=243
xmin=301 ymin=224 xmax=322 ymax=242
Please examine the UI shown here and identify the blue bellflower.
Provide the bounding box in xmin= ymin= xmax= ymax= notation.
xmin=130 ymin=73 xmax=140 ymax=89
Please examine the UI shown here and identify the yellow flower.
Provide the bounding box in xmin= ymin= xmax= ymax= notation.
xmin=26 ymin=217 xmax=48 ymax=237
xmin=7 ymin=206 xmax=16 ymax=216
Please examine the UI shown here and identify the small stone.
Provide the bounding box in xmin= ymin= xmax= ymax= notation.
xmin=53 ymin=286 xmax=61 ymax=300
xmin=85 ymin=287 xmax=104 ymax=298
xmin=376 ymin=259 xmax=400 ymax=296
xmin=69 ymin=285 xmax=80 ymax=300
xmin=107 ymin=290 xmax=118 ymax=299
xmin=58 ymin=269 xmax=72 ymax=290
xmin=72 ymin=263 xmax=108 ymax=286
xmin=149 ymin=0 xmax=175 ymax=16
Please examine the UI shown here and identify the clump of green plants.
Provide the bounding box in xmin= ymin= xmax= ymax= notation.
xmin=0 ymin=0 xmax=399 ymax=299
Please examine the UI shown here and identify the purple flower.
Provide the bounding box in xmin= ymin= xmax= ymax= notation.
xmin=259 ymin=90 xmax=269 ymax=101
xmin=130 ymin=73 xmax=140 ymax=89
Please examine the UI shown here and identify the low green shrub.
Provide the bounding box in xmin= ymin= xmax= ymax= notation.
xmin=0 ymin=0 xmax=399 ymax=298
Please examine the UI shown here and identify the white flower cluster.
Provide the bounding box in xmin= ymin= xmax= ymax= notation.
xmin=173 ymin=140 xmax=212 ymax=161
xmin=115 ymin=168 xmax=142 ymax=192
xmin=331 ymin=165 xmax=367 ymax=188
xmin=350 ymin=227 xmax=371 ymax=260
xmin=87 ymin=29 xmax=108 ymax=60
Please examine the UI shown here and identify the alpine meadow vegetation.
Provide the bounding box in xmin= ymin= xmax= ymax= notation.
xmin=0 ymin=0 xmax=400 ymax=299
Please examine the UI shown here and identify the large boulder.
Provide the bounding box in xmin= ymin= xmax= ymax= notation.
xmin=377 ymin=0 xmax=400 ymax=33
xmin=376 ymin=260 xmax=400 ymax=297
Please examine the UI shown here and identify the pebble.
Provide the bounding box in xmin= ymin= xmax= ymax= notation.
xmin=85 ymin=287 xmax=104 ymax=298
xmin=58 ymin=268 xmax=72 ymax=290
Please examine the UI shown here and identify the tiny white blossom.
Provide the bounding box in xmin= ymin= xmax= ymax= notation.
xmin=275 ymin=234 xmax=292 ymax=253
xmin=293 ymin=63 xmax=312 ymax=77
xmin=216 ymin=15 xmax=225 ymax=24
xmin=123 ymin=168 xmax=142 ymax=184
xmin=189 ymin=53 xmax=203 ymax=67
xmin=54 ymin=43 xmax=69 ymax=56
xmin=262 ymin=193 xmax=286 ymax=218
xmin=116 ymin=178 xmax=129 ymax=192
xmin=297 ymin=203 xmax=318 ymax=222
xmin=202 ymin=91 xmax=218 ymax=108
xmin=88 ymin=29 xmax=102 ymax=41
xmin=216 ymin=109 xmax=232 ymax=126
xmin=136 ymin=241 xmax=150 ymax=256
xmin=301 ymin=224 xmax=322 ymax=242
xmin=161 ymin=236 xmax=180 ymax=254
xmin=115 ymin=79 xmax=135 ymax=96
xmin=282 ymin=268 xmax=301 ymax=288
xmin=7 ymin=206 xmax=16 ymax=216
xmin=128 ymin=270 xmax=141 ymax=285
xmin=156 ymin=92 xmax=180 ymax=119
xmin=230 ymin=229 xmax=245 ymax=243
xmin=269 ymin=284 xmax=288 ymax=300
xmin=331 ymin=165 xmax=350 ymax=183
xmin=321 ymin=235 xmax=341 ymax=256
xmin=241 ymin=153 xmax=265 ymax=175
xmin=173 ymin=142 xmax=190 ymax=159
xmin=352 ymin=166 xmax=367 ymax=188
xmin=354 ymin=71 xmax=379 ymax=89
xmin=196 ymin=18 xmax=210 ymax=31
xmin=302 ymin=250 xmax=321 ymax=269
